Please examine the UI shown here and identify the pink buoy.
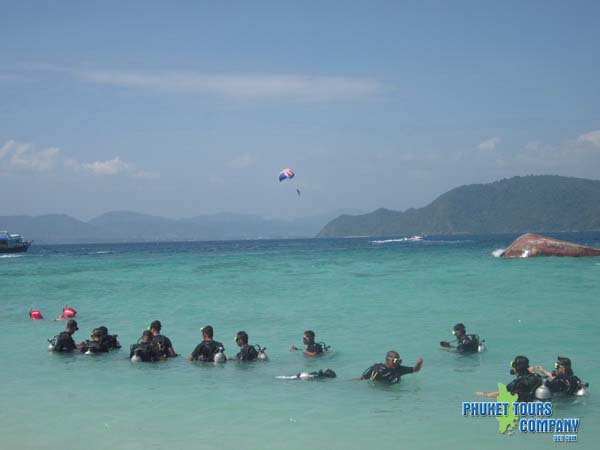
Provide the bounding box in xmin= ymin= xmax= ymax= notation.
xmin=29 ymin=308 xmax=43 ymax=320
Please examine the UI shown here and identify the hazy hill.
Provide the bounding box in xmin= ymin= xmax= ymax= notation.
xmin=0 ymin=209 xmax=362 ymax=244
xmin=317 ymin=175 xmax=600 ymax=237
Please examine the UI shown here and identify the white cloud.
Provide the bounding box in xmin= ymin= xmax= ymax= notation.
xmin=66 ymin=156 xmax=158 ymax=178
xmin=75 ymin=69 xmax=382 ymax=101
xmin=229 ymin=153 xmax=257 ymax=169
xmin=478 ymin=137 xmax=500 ymax=151
xmin=0 ymin=140 xmax=60 ymax=172
xmin=1 ymin=139 xmax=157 ymax=179
xmin=81 ymin=157 xmax=129 ymax=175
xmin=576 ymin=130 xmax=600 ymax=147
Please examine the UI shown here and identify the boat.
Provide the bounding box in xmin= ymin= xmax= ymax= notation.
xmin=0 ymin=231 xmax=32 ymax=253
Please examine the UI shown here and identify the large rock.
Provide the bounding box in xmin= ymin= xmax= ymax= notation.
xmin=501 ymin=233 xmax=600 ymax=258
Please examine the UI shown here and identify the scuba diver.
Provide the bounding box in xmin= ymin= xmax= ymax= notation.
xmin=475 ymin=355 xmax=542 ymax=402
xmin=79 ymin=326 xmax=121 ymax=353
xmin=48 ymin=319 xmax=79 ymax=352
xmin=440 ymin=323 xmax=483 ymax=353
xmin=276 ymin=369 xmax=337 ymax=380
xmin=535 ymin=357 xmax=588 ymax=396
xmin=79 ymin=328 xmax=110 ymax=354
xmin=149 ymin=320 xmax=177 ymax=358
xmin=130 ymin=330 xmax=163 ymax=362
xmin=290 ymin=330 xmax=329 ymax=357
xmin=359 ymin=351 xmax=424 ymax=384
xmin=232 ymin=331 xmax=267 ymax=361
xmin=188 ymin=325 xmax=226 ymax=362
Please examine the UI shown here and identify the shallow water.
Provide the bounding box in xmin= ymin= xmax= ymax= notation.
xmin=1 ymin=234 xmax=599 ymax=449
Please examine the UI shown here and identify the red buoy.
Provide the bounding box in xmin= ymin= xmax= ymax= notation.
xmin=29 ymin=308 xmax=43 ymax=320
xmin=58 ymin=305 xmax=77 ymax=320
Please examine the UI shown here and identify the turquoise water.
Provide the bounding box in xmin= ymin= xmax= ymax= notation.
xmin=1 ymin=235 xmax=599 ymax=450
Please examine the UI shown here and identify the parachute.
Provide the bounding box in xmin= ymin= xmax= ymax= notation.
xmin=278 ymin=168 xmax=295 ymax=182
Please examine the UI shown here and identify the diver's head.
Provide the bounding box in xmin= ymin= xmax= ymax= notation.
xmin=453 ymin=323 xmax=466 ymax=338
xmin=149 ymin=320 xmax=161 ymax=335
xmin=94 ymin=326 xmax=108 ymax=336
xmin=141 ymin=330 xmax=153 ymax=343
xmin=510 ymin=355 xmax=530 ymax=375
xmin=303 ymin=330 xmax=315 ymax=345
xmin=555 ymin=356 xmax=573 ymax=375
xmin=385 ymin=351 xmax=402 ymax=369
xmin=91 ymin=329 xmax=103 ymax=342
xmin=66 ymin=319 xmax=79 ymax=335
xmin=201 ymin=325 xmax=214 ymax=340
xmin=235 ymin=331 xmax=248 ymax=347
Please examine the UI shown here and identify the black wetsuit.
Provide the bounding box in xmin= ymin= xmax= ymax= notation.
xmin=129 ymin=342 xmax=161 ymax=362
xmin=293 ymin=369 xmax=336 ymax=379
xmin=101 ymin=334 xmax=121 ymax=350
xmin=361 ymin=363 xmax=414 ymax=384
xmin=81 ymin=340 xmax=109 ymax=353
xmin=456 ymin=335 xmax=479 ymax=353
xmin=506 ymin=373 xmax=543 ymax=402
xmin=53 ymin=331 xmax=77 ymax=352
xmin=191 ymin=340 xmax=224 ymax=361
xmin=152 ymin=334 xmax=174 ymax=358
xmin=546 ymin=373 xmax=583 ymax=395
xmin=306 ymin=342 xmax=323 ymax=355
xmin=236 ymin=344 xmax=259 ymax=361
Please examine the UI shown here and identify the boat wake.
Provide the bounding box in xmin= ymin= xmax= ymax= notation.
xmin=371 ymin=236 xmax=424 ymax=244
xmin=0 ymin=254 xmax=24 ymax=258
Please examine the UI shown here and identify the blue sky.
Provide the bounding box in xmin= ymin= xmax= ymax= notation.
xmin=1 ymin=1 xmax=599 ymax=219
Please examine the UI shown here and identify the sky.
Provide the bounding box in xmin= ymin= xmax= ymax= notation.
xmin=1 ymin=0 xmax=599 ymax=220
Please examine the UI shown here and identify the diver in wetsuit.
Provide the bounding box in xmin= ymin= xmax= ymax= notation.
xmin=440 ymin=323 xmax=481 ymax=353
xmin=277 ymin=369 xmax=337 ymax=380
xmin=79 ymin=328 xmax=110 ymax=353
xmin=79 ymin=326 xmax=121 ymax=353
xmin=49 ymin=319 xmax=79 ymax=352
xmin=535 ymin=357 xmax=587 ymax=395
xmin=476 ymin=355 xmax=542 ymax=402
xmin=290 ymin=330 xmax=328 ymax=357
xmin=188 ymin=325 xmax=225 ymax=362
xmin=359 ymin=351 xmax=424 ymax=384
xmin=233 ymin=331 xmax=259 ymax=361
xmin=149 ymin=320 xmax=177 ymax=358
xmin=130 ymin=330 xmax=162 ymax=362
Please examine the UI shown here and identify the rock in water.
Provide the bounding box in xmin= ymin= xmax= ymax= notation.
xmin=501 ymin=233 xmax=600 ymax=258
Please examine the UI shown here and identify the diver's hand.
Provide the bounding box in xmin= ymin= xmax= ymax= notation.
xmin=186 ymin=355 xmax=193 ymax=361
xmin=440 ymin=341 xmax=451 ymax=348
xmin=290 ymin=346 xmax=298 ymax=352
xmin=475 ymin=391 xmax=486 ymax=397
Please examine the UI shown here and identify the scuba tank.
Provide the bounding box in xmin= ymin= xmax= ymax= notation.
xmin=478 ymin=339 xmax=486 ymax=353
xmin=130 ymin=342 xmax=143 ymax=362
xmin=575 ymin=382 xmax=589 ymax=397
xmin=47 ymin=336 xmax=57 ymax=351
xmin=535 ymin=384 xmax=553 ymax=400
xmin=255 ymin=344 xmax=268 ymax=360
xmin=213 ymin=346 xmax=226 ymax=363
xmin=319 ymin=342 xmax=331 ymax=352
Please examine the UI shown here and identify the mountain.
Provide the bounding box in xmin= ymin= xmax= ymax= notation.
xmin=0 ymin=209 xmax=362 ymax=244
xmin=317 ymin=175 xmax=600 ymax=237
xmin=0 ymin=214 xmax=108 ymax=244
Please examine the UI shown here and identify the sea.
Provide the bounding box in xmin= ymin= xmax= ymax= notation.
xmin=1 ymin=233 xmax=599 ymax=450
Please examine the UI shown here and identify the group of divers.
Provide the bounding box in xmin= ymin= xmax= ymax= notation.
xmin=47 ymin=318 xmax=589 ymax=399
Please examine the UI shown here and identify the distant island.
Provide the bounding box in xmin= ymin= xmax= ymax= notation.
xmin=0 ymin=210 xmax=362 ymax=245
xmin=318 ymin=175 xmax=600 ymax=238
